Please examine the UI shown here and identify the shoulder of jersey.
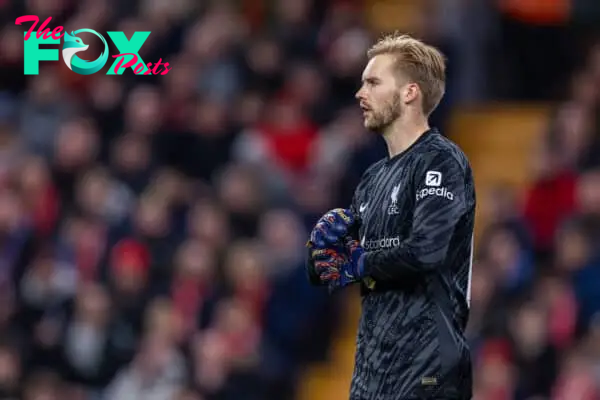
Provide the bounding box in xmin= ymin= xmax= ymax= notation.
xmin=426 ymin=134 xmax=471 ymax=168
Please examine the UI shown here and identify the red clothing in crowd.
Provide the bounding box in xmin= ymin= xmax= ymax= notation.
xmin=523 ymin=171 xmax=578 ymax=251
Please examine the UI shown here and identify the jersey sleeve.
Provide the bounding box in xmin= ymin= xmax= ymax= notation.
xmin=362 ymin=151 xmax=467 ymax=281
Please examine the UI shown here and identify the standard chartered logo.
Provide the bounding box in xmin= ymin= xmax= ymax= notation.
xmin=362 ymin=236 xmax=401 ymax=250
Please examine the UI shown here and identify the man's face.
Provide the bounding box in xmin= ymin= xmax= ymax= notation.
xmin=356 ymin=54 xmax=403 ymax=132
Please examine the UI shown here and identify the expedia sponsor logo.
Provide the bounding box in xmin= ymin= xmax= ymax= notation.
xmin=361 ymin=236 xmax=401 ymax=250
xmin=416 ymin=187 xmax=454 ymax=201
xmin=425 ymin=171 xmax=442 ymax=187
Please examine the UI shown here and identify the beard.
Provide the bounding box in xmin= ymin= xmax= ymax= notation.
xmin=364 ymin=93 xmax=402 ymax=133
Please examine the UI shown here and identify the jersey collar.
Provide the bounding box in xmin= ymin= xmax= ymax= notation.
xmin=385 ymin=127 xmax=439 ymax=165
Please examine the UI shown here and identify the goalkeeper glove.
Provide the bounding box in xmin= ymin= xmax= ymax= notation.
xmin=307 ymin=208 xmax=354 ymax=249
xmin=311 ymin=245 xmax=346 ymax=282
xmin=305 ymin=239 xmax=347 ymax=286
xmin=327 ymin=239 xmax=366 ymax=291
xmin=310 ymin=239 xmax=369 ymax=291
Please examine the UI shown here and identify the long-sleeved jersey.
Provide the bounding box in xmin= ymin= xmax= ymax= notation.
xmin=346 ymin=128 xmax=475 ymax=399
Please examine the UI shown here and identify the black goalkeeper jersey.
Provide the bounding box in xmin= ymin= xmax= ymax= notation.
xmin=347 ymin=127 xmax=475 ymax=400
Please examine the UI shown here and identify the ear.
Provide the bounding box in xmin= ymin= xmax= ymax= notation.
xmin=403 ymin=83 xmax=419 ymax=104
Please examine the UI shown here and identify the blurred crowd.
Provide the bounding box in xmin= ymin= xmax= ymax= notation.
xmin=469 ymin=45 xmax=600 ymax=398
xmin=0 ymin=0 xmax=599 ymax=399
xmin=0 ymin=0 xmax=389 ymax=399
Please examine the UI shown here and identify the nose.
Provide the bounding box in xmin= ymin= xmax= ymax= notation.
xmin=355 ymin=87 xmax=364 ymax=101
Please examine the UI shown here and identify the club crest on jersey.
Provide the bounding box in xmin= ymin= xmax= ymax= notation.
xmin=388 ymin=184 xmax=401 ymax=215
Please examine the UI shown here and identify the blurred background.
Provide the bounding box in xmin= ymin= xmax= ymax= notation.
xmin=0 ymin=0 xmax=600 ymax=399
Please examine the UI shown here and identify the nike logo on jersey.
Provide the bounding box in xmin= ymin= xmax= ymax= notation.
xmin=359 ymin=202 xmax=368 ymax=213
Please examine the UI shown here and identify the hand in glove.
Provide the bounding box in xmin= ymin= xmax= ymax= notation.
xmin=307 ymin=208 xmax=354 ymax=249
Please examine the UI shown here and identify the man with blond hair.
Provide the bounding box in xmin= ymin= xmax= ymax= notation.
xmin=306 ymin=33 xmax=475 ymax=399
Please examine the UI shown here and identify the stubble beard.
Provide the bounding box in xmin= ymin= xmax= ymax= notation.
xmin=364 ymin=93 xmax=403 ymax=133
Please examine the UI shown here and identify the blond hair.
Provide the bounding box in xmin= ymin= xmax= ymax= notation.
xmin=367 ymin=33 xmax=446 ymax=116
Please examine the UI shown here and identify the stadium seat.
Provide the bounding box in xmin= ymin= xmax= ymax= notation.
xmin=364 ymin=0 xmax=422 ymax=33
xmin=448 ymin=103 xmax=551 ymax=239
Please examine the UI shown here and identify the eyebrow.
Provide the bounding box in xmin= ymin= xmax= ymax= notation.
xmin=362 ymin=76 xmax=380 ymax=83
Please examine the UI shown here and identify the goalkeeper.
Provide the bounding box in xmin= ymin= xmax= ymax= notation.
xmin=306 ymin=33 xmax=475 ymax=400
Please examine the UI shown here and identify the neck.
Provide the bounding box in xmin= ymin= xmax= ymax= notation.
xmin=382 ymin=112 xmax=430 ymax=158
